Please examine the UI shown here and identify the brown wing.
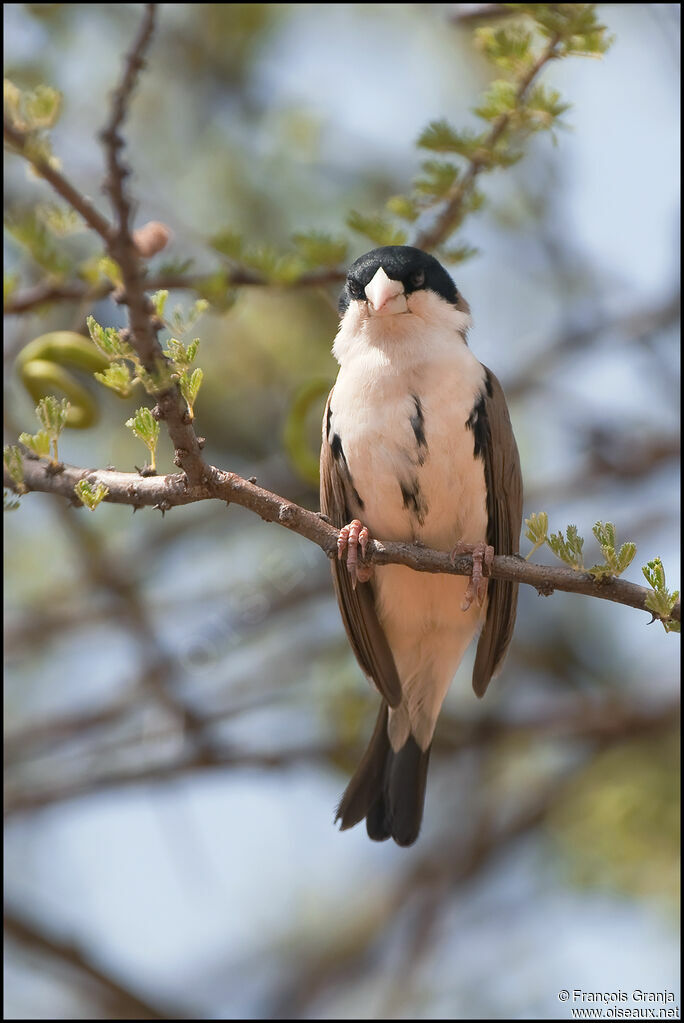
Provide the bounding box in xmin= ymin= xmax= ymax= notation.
xmin=472 ymin=367 xmax=523 ymax=698
xmin=320 ymin=387 xmax=402 ymax=708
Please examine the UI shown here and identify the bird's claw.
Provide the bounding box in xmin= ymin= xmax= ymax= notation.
xmin=338 ymin=519 xmax=373 ymax=589
xmin=450 ymin=540 xmax=494 ymax=611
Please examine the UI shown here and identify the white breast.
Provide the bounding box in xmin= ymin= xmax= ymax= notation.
xmin=329 ymin=294 xmax=491 ymax=747
xmin=330 ymin=307 xmax=488 ymax=550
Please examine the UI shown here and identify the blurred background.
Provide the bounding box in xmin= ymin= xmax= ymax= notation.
xmin=3 ymin=3 xmax=680 ymax=1019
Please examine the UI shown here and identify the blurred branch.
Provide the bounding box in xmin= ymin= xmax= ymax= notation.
xmin=415 ymin=30 xmax=563 ymax=251
xmin=51 ymin=499 xmax=208 ymax=735
xmin=269 ymin=757 xmax=604 ymax=1018
xmin=4 ymin=906 xmax=191 ymax=1019
xmin=4 ymin=742 xmax=342 ymax=816
xmin=3 ymin=119 xmax=114 ymax=242
xmin=505 ymin=291 xmax=681 ymax=401
xmin=451 ymin=4 xmax=514 ymax=24
xmin=6 ymin=695 xmax=677 ymax=816
xmin=3 ymin=266 xmax=346 ymax=315
xmin=6 ymin=456 xmax=680 ymax=622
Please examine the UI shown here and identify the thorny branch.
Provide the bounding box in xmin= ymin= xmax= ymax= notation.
xmin=5 ymin=455 xmax=680 ymax=623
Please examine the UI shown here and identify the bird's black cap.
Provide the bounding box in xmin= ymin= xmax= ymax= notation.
xmin=339 ymin=245 xmax=459 ymax=314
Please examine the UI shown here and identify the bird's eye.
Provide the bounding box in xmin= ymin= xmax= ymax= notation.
xmin=409 ymin=269 xmax=425 ymax=288
xmin=348 ymin=278 xmax=364 ymax=300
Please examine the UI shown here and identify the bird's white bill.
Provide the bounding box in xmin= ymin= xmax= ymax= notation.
xmin=364 ymin=266 xmax=407 ymax=316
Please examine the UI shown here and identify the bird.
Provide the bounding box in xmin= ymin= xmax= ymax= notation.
xmin=320 ymin=244 xmax=523 ymax=847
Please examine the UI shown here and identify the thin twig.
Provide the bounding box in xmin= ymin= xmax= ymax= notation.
xmin=415 ymin=32 xmax=563 ymax=251
xmin=3 ymin=119 xmax=113 ymax=242
xmin=93 ymin=4 xmax=209 ymax=486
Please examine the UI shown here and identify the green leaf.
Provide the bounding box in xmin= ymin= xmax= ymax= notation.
xmin=475 ymin=25 xmax=534 ymax=72
xmin=125 ymin=406 xmax=160 ymax=470
xmin=417 ymin=121 xmax=485 ymax=157
xmin=241 ymin=246 xmax=305 ymax=284
xmin=5 ymin=207 xmax=71 ymax=274
xmin=179 ymin=367 xmax=203 ymax=417
xmin=195 ymin=271 xmax=235 ymax=310
xmin=74 ymin=479 xmax=109 ymax=511
xmin=169 ymin=298 xmax=209 ymax=337
xmin=3 ymin=445 xmax=25 ymax=490
xmin=164 ymin=337 xmax=200 ymax=372
xmin=414 ymin=160 xmax=460 ymax=199
xmin=547 ymin=523 xmax=584 ymax=570
xmin=589 ymin=522 xmax=637 ymax=578
xmin=97 ymin=255 xmax=123 ymax=287
xmin=616 ymin=542 xmax=637 ymax=574
xmin=524 ymin=511 xmax=549 ymax=559
xmin=210 ymin=229 xmax=244 ymax=260
xmin=474 ymin=79 xmax=519 ymax=121
xmin=385 ymin=195 xmax=420 ymax=222
xmin=35 ymin=201 xmax=81 ymax=237
xmin=24 ymin=84 xmax=62 ymax=129
xmin=346 ymin=211 xmax=407 ymax=247
xmin=86 ymin=316 xmax=132 ymax=360
xmin=94 ymin=363 xmax=136 ymax=398
xmin=151 ymin=289 xmax=169 ymax=319
xmin=642 ymin=558 xmax=680 ymax=632
xmin=291 ymin=231 xmax=348 ymax=268
xmin=19 ymin=429 xmax=51 ymax=459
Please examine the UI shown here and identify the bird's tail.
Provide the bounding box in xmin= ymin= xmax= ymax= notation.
xmin=335 ymin=703 xmax=432 ymax=847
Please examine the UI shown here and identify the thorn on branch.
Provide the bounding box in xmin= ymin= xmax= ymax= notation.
xmin=197 ymin=437 xmax=206 ymax=450
xmin=536 ymin=581 xmax=555 ymax=597
xmin=151 ymin=405 xmax=162 ymax=421
xmin=279 ymin=504 xmax=295 ymax=525
xmin=248 ymin=476 xmax=257 ymax=484
xmin=136 ymin=464 xmax=157 ymax=478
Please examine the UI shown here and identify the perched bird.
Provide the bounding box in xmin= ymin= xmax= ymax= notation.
xmin=320 ymin=245 xmax=523 ymax=847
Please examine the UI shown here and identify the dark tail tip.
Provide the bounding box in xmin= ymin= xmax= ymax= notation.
xmin=385 ymin=736 xmax=431 ymax=846
xmin=336 ymin=706 xmax=432 ymax=847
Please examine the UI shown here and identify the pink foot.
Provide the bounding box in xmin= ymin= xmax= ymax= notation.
xmin=338 ymin=519 xmax=373 ymax=589
xmin=450 ymin=540 xmax=494 ymax=611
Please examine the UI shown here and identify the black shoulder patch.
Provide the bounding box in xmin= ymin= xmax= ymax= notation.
xmin=330 ymin=432 xmax=346 ymax=464
xmin=465 ymin=393 xmax=489 ymax=460
xmin=409 ymin=395 xmax=427 ymax=451
xmin=484 ymin=370 xmax=493 ymax=398
xmin=400 ymin=478 xmax=428 ymax=526
xmin=326 ymin=403 xmax=333 ymax=439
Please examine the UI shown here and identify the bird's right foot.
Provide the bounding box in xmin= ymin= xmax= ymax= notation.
xmin=337 ymin=519 xmax=373 ymax=589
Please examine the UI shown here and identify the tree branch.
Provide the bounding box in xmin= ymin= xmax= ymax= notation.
xmin=415 ymin=32 xmax=562 ymax=251
xmin=4 ymin=906 xmax=190 ymax=1019
xmin=6 ymin=456 xmax=679 ymax=623
xmin=3 ymin=267 xmax=346 ymax=316
xmin=3 ymin=118 xmax=114 ymax=243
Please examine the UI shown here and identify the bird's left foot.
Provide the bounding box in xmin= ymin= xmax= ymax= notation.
xmin=450 ymin=540 xmax=494 ymax=611
xmin=338 ymin=519 xmax=373 ymax=589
